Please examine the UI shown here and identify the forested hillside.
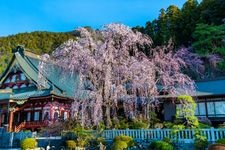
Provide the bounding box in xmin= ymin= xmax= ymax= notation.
xmin=133 ymin=0 xmax=225 ymax=78
xmin=0 ymin=31 xmax=76 ymax=73
xmin=134 ymin=0 xmax=225 ymax=48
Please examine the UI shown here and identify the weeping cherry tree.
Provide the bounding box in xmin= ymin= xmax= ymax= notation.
xmin=38 ymin=23 xmax=203 ymax=127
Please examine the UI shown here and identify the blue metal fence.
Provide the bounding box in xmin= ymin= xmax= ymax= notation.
xmin=1 ymin=128 xmax=225 ymax=148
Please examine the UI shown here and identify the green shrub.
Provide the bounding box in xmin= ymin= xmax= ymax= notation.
xmin=90 ymin=137 xmax=106 ymax=147
xmin=163 ymin=122 xmax=174 ymax=128
xmin=62 ymin=132 xmax=77 ymax=140
xmin=76 ymin=137 xmax=87 ymax=147
xmin=111 ymin=141 xmax=127 ymax=150
xmin=163 ymin=137 xmax=173 ymax=145
xmin=72 ymin=126 xmax=94 ymax=147
xmin=198 ymin=123 xmax=211 ymax=129
xmin=194 ymin=134 xmax=208 ymax=150
xmin=113 ymin=135 xmax=135 ymax=147
xmin=119 ymin=119 xmax=129 ymax=129
xmin=96 ymin=121 xmax=106 ymax=132
xmin=149 ymin=141 xmax=173 ymax=150
xmin=97 ymin=137 xmax=106 ymax=145
xmin=112 ymin=118 xmax=149 ymax=129
xmin=177 ymin=95 xmax=199 ymax=128
xmin=149 ymin=111 xmax=160 ymax=128
xmin=20 ymin=138 xmax=37 ymax=150
xmin=66 ymin=140 xmax=76 ymax=149
xmin=129 ymin=120 xmax=149 ymax=129
xmin=216 ymin=138 xmax=225 ymax=145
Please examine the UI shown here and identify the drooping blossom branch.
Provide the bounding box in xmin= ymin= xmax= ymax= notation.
xmin=151 ymin=46 xmax=199 ymax=95
xmin=38 ymin=23 xmax=200 ymax=127
xmin=38 ymin=54 xmax=50 ymax=89
xmin=174 ymin=47 xmax=205 ymax=76
xmin=207 ymin=54 xmax=223 ymax=68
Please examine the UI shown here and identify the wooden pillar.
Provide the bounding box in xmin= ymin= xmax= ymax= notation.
xmin=8 ymin=111 xmax=14 ymax=132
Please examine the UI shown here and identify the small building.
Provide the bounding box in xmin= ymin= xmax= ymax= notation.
xmin=195 ymin=79 xmax=225 ymax=124
xmin=163 ymin=79 xmax=225 ymax=125
xmin=0 ymin=46 xmax=73 ymax=132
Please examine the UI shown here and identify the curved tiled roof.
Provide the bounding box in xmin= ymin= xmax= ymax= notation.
xmin=195 ymin=79 xmax=225 ymax=96
xmin=10 ymin=89 xmax=51 ymax=100
xmin=0 ymin=46 xmax=82 ymax=101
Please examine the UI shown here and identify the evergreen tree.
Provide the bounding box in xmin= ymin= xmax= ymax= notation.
xmin=180 ymin=0 xmax=200 ymax=46
xmin=193 ymin=24 xmax=225 ymax=55
xmin=165 ymin=5 xmax=182 ymax=46
xmin=199 ymin=0 xmax=225 ymax=25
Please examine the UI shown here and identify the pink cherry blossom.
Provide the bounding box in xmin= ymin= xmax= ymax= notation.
xmin=38 ymin=23 xmax=202 ymax=127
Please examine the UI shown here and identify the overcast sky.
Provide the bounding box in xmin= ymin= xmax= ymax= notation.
xmin=0 ymin=0 xmax=191 ymax=36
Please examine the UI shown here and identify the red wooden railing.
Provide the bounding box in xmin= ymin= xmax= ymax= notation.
xmin=14 ymin=121 xmax=26 ymax=132
xmin=14 ymin=121 xmax=48 ymax=132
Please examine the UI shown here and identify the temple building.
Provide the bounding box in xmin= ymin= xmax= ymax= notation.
xmin=0 ymin=46 xmax=73 ymax=132
xmin=163 ymin=78 xmax=225 ymax=126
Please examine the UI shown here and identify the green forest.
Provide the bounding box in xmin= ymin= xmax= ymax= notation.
xmin=134 ymin=0 xmax=225 ymax=48
xmin=133 ymin=0 xmax=225 ymax=78
xmin=0 ymin=0 xmax=224 ymax=76
xmin=0 ymin=31 xmax=76 ymax=73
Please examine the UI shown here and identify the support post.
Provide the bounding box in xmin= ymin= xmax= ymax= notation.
xmin=8 ymin=110 xmax=14 ymax=132
xmin=141 ymin=129 xmax=144 ymax=140
xmin=211 ymin=127 xmax=215 ymax=143
xmin=156 ymin=128 xmax=160 ymax=140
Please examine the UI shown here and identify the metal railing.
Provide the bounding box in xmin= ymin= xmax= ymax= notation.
xmin=102 ymin=128 xmax=225 ymax=143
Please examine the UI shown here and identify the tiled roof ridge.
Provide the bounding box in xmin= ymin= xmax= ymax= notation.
xmin=24 ymin=50 xmax=41 ymax=60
